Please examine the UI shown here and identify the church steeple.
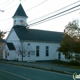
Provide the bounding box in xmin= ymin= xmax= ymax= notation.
xmin=13 ymin=4 xmax=28 ymax=27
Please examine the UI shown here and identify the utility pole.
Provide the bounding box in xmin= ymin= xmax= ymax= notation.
xmin=0 ymin=10 xmax=4 ymax=12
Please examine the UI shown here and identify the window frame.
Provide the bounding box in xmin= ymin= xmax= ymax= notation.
xmin=36 ymin=46 xmax=39 ymax=57
xmin=46 ymin=46 xmax=49 ymax=56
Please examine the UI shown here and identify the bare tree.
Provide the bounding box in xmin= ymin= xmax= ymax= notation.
xmin=17 ymin=42 xmax=28 ymax=61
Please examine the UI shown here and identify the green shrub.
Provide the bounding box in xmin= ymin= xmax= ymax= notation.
xmin=69 ymin=60 xmax=80 ymax=66
xmin=53 ymin=60 xmax=69 ymax=65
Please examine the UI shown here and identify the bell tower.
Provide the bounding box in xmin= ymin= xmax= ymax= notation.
xmin=12 ymin=4 xmax=28 ymax=27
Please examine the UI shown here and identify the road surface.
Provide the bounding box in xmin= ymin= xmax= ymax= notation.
xmin=0 ymin=63 xmax=73 ymax=80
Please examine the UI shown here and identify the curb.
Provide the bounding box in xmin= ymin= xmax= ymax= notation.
xmin=0 ymin=61 xmax=73 ymax=75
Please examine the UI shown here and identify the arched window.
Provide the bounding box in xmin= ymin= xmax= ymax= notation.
xmin=19 ymin=20 xmax=24 ymax=25
xmin=14 ymin=20 xmax=16 ymax=24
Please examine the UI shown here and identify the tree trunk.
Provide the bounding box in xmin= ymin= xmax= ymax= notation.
xmin=22 ymin=53 xmax=23 ymax=61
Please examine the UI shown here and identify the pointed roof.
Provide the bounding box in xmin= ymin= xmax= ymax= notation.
xmin=13 ymin=4 xmax=28 ymax=18
xmin=6 ymin=43 xmax=16 ymax=50
xmin=13 ymin=25 xmax=63 ymax=43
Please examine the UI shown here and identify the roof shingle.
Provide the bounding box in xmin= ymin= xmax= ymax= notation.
xmin=7 ymin=43 xmax=16 ymax=50
xmin=13 ymin=4 xmax=28 ymax=18
xmin=13 ymin=25 xmax=63 ymax=43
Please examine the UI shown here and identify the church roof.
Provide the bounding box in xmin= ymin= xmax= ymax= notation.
xmin=13 ymin=4 xmax=28 ymax=18
xmin=13 ymin=25 xmax=63 ymax=43
xmin=6 ymin=43 xmax=16 ymax=50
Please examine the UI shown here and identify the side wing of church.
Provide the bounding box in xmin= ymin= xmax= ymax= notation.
xmin=3 ymin=4 xmax=66 ymax=62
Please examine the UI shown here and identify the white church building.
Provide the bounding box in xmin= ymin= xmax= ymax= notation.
xmin=3 ymin=4 xmax=66 ymax=62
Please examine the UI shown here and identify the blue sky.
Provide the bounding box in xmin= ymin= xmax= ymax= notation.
xmin=0 ymin=0 xmax=80 ymax=33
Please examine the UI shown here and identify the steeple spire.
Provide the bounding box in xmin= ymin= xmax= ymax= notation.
xmin=13 ymin=4 xmax=28 ymax=18
xmin=12 ymin=4 xmax=28 ymax=27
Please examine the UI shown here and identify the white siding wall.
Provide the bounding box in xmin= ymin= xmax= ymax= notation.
xmin=8 ymin=51 xmax=16 ymax=60
xmin=3 ymin=30 xmax=20 ymax=60
xmin=3 ymin=44 xmax=16 ymax=60
xmin=3 ymin=45 xmax=8 ymax=59
xmin=18 ymin=41 xmax=62 ymax=61
xmin=13 ymin=17 xmax=27 ymax=26
xmin=7 ymin=30 xmax=19 ymax=41
xmin=4 ymin=30 xmax=65 ymax=61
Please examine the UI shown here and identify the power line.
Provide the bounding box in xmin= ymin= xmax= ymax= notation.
xmin=0 ymin=0 xmax=79 ymax=21
xmin=0 ymin=17 xmax=12 ymax=21
xmin=4 ymin=7 xmax=80 ymax=33
xmin=1 ymin=1 xmax=80 ymax=32
xmin=0 ymin=0 xmax=14 ymax=9
xmin=29 ymin=8 xmax=80 ymax=27
xmin=5 ymin=8 xmax=80 ymax=38
xmin=28 ymin=4 xmax=80 ymax=27
xmin=26 ymin=0 xmax=47 ymax=11
xmin=0 ymin=0 xmax=26 ymax=21
xmin=28 ymin=0 xmax=80 ymax=23
xmin=0 ymin=0 xmax=47 ymax=21
xmin=3 ymin=0 xmax=26 ymax=11
xmin=0 ymin=0 xmax=9 ymax=7
xmin=0 ymin=0 xmax=46 ymax=12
